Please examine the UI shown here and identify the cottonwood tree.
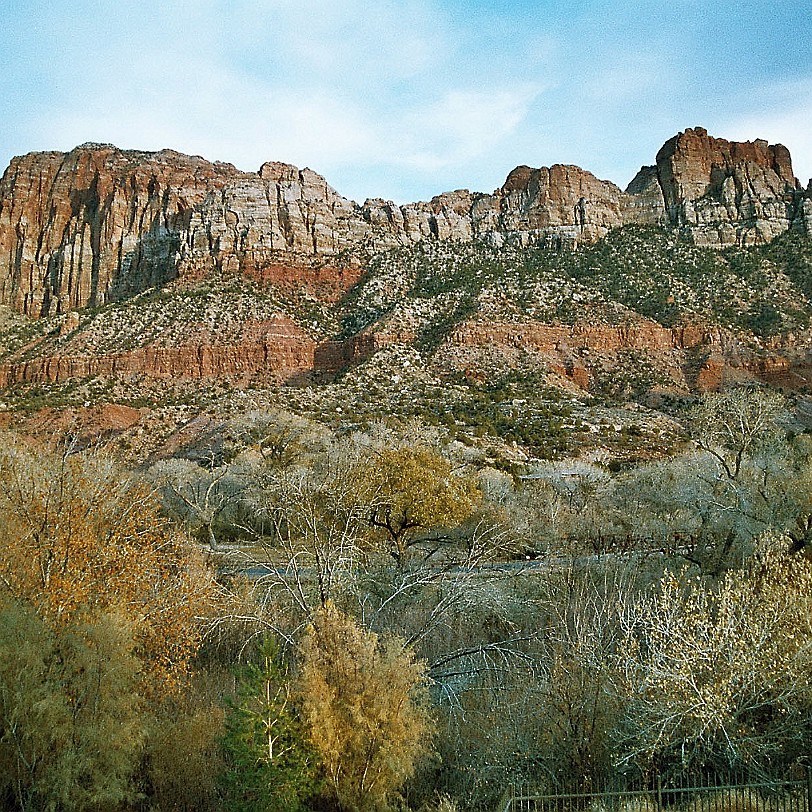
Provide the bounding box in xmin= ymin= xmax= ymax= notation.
xmin=226 ymin=408 xmax=325 ymax=468
xmin=679 ymin=388 xmax=808 ymax=572
xmin=237 ymin=437 xmax=493 ymax=634
xmin=240 ymin=439 xmax=371 ymax=617
xmin=0 ymin=433 xmax=216 ymax=695
xmin=687 ymin=387 xmax=787 ymax=481
xmin=531 ymin=562 xmax=639 ymax=784
xmin=517 ymin=460 xmax=617 ymax=553
xmin=364 ymin=445 xmax=480 ymax=567
xmin=298 ymin=603 xmax=434 ymax=812
xmin=149 ymin=457 xmax=245 ymax=551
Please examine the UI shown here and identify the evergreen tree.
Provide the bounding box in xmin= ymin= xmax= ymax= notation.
xmin=222 ymin=638 xmax=319 ymax=811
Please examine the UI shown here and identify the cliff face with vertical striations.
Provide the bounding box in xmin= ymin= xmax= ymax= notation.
xmin=653 ymin=127 xmax=807 ymax=246
xmin=1 ymin=127 xmax=808 ymax=319
xmin=0 ymin=146 xmax=233 ymax=315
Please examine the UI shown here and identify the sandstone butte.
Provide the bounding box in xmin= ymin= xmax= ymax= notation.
xmin=0 ymin=126 xmax=810 ymax=393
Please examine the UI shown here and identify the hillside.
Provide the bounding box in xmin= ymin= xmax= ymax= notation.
xmin=2 ymin=127 xmax=812 ymax=812
xmin=0 ymin=221 xmax=810 ymax=465
xmin=0 ymin=126 xmax=810 ymax=463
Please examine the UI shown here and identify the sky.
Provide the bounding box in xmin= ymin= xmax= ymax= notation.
xmin=1 ymin=0 xmax=811 ymax=204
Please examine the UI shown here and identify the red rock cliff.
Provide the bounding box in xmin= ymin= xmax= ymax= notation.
xmin=1 ymin=129 xmax=809 ymax=318
xmin=655 ymin=127 xmax=806 ymax=246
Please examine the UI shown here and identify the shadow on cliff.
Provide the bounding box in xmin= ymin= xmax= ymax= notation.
xmin=41 ymin=189 xmax=188 ymax=314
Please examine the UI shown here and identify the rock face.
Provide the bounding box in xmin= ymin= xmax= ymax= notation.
xmin=0 ymin=317 xmax=317 ymax=387
xmin=0 ymin=146 xmax=233 ymax=316
xmin=655 ymin=127 xmax=807 ymax=246
xmin=0 ymin=128 xmax=810 ymax=318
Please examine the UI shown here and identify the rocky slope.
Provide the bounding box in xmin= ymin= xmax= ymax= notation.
xmin=1 ymin=224 xmax=811 ymax=465
xmin=2 ymin=223 xmax=811 ymax=398
xmin=1 ymin=128 xmax=809 ymax=318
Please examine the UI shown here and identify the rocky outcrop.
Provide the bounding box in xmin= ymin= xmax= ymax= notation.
xmin=655 ymin=127 xmax=807 ymax=247
xmin=431 ymin=319 xmax=812 ymax=393
xmin=1 ymin=128 xmax=810 ymax=318
xmin=0 ymin=145 xmax=234 ymax=316
xmin=0 ymin=144 xmax=381 ymax=318
xmin=474 ymin=163 xmax=653 ymax=247
xmin=0 ymin=317 xmax=317 ymax=387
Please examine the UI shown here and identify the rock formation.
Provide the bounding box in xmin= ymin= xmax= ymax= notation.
xmin=654 ymin=127 xmax=807 ymax=246
xmin=0 ymin=128 xmax=809 ymax=318
xmin=0 ymin=316 xmax=317 ymax=388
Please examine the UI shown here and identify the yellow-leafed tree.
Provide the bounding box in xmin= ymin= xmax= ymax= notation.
xmin=0 ymin=433 xmax=215 ymax=695
xmin=366 ymin=446 xmax=479 ymax=566
xmin=298 ymin=603 xmax=434 ymax=811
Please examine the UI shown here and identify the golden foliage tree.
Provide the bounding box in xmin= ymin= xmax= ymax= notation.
xmin=298 ymin=603 xmax=434 ymax=811
xmin=0 ymin=433 xmax=215 ymax=695
xmin=366 ymin=446 xmax=479 ymax=566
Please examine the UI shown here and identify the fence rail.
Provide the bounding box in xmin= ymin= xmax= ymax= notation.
xmin=497 ymin=770 xmax=812 ymax=812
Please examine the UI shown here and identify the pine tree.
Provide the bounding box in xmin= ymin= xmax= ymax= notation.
xmin=221 ymin=638 xmax=319 ymax=811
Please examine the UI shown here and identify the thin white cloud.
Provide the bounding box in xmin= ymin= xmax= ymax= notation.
xmin=395 ymin=85 xmax=543 ymax=172
xmin=221 ymin=0 xmax=449 ymax=86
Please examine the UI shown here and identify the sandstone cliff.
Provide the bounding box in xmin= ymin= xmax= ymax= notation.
xmin=654 ymin=127 xmax=807 ymax=246
xmin=2 ymin=128 xmax=808 ymax=318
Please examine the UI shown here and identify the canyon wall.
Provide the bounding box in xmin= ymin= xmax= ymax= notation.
xmin=1 ymin=128 xmax=808 ymax=317
xmin=655 ymin=127 xmax=808 ymax=246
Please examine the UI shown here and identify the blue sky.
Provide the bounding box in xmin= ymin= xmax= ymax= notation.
xmin=1 ymin=0 xmax=810 ymax=203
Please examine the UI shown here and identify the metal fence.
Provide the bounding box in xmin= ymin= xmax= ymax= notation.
xmin=497 ymin=771 xmax=812 ymax=812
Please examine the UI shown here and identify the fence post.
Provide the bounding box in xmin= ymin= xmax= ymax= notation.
xmin=657 ymin=775 xmax=663 ymax=812
xmin=496 ymin=782 xmax=513 ymax=812
xmin=806 ymin=765 xmax=812 ymax=812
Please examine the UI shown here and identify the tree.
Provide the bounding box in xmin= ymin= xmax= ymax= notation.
xmin=0 ymin=598 xmax=144 ymax=812
xmin=143 ymin=689 xmax=226 ymax=812
xmin=515 ymin=460 xmax=617 ymax=553
xmin=616 ymin=544 xmax=812 ymax=776
xmin=226 ymin=408 xmax=325 ymax=468
xmin=242 ymin=438 xmax=371 ymax=614
xmin=222 ymin=638 xmax=319 ymax=812
xmin=680 ymin=388 xmax=806 ymax=572
xmin=365 ymin=446 xmax=479 ymax=566
xmin=0 ymin=433 xmax=216 ymax=695
xmin=149 ymin=457 xmax=243 ymax=550
xmin=531 ymin=562 xmax=633 ymax=784
xmin=687 ymin=387 xmax=787 ymax=481
xmin=298 ymin=603 xmax=434 ymax=811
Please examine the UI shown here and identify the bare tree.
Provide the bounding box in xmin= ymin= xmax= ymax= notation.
xmin=616 ymin=543 xmax=812 ymax=776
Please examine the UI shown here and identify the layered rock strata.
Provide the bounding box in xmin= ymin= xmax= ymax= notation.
xmin=0 ymin=317 xmax=316 ymax=387
xmin=434 ymin=319 xmax=812 ymax=393
xmin=2 ymin=128 xmax=808 ymax=318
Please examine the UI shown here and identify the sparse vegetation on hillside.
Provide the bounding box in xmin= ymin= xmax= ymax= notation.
xmin=1 ymin=382 xmax=812 ymax=810
xmin=339 ymin=226 xmax=812 ymax=345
